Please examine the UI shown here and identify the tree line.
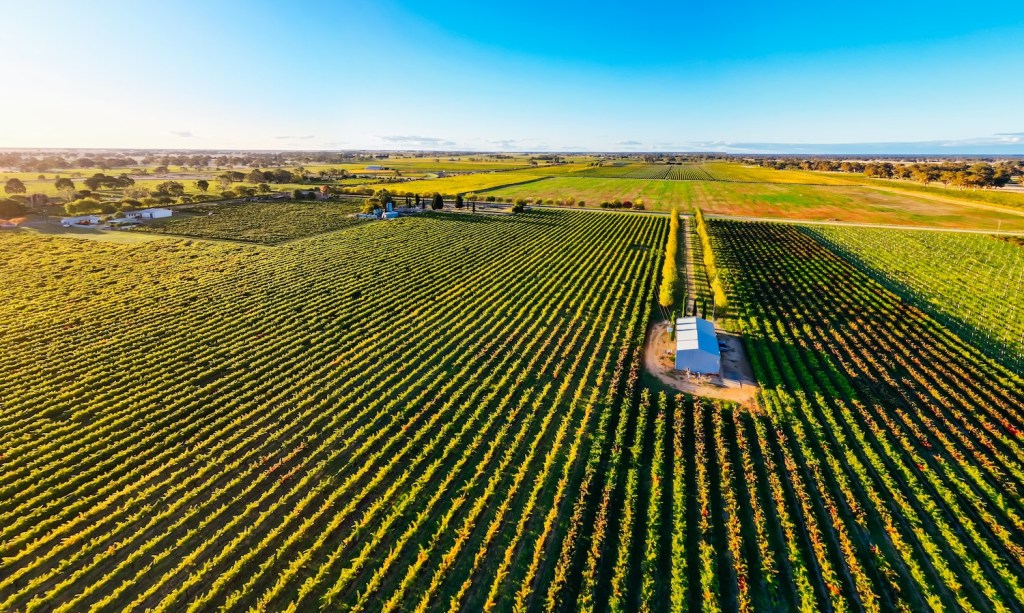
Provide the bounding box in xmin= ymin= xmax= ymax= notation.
xmin=755 ymin=158 xmax=1023 ymax=189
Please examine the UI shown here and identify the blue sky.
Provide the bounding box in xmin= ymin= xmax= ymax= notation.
xmin=2 ymin=0 xmax=1024 ymax=153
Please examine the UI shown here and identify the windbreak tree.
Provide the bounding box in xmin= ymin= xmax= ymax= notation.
xmin=658 ymin=209 xmax=679 ymax=310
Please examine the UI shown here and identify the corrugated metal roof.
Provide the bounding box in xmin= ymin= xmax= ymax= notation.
xmin=675 ymin=316 xmax=720 ymax=356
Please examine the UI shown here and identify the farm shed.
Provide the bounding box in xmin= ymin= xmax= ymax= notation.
xmin=675 ymin=316 xmax=720 ymax=375
xmin=124 ymin=208 xmax=172 ymax=220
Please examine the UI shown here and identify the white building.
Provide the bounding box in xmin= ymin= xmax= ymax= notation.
xmin=675 ymin=316 xmax=721 ymax=375
xmin=124 ymin=208 xmax=172 ymax=219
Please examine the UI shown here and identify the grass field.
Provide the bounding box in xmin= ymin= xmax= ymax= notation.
xmin=817 ymin=172 xmax=1024 ymax=211
xmin=137 ymin=200 xmax=368 ymax=244
xmin=483 ymin=177 xmax=1024 ymax=230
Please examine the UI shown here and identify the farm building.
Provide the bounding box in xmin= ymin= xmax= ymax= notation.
xmin=365 ymin=165 xmax=384 ymax=171
xmin=675 ymin=316 xmax=720 ymax=375
xmin=124 ymin=208 xmax=172 ymax=220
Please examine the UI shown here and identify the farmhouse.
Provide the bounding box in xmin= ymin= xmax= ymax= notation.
xmin=675 ymin=316 xmax=720 ymax=375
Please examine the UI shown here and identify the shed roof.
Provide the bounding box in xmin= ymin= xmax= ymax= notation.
xmin=675 ymin=317 xmax=720 ymax=356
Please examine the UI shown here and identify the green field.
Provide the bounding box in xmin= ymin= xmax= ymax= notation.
xmin=137 ymin=200 xmax=368 ymax=244
xmin=482 ymin=176 xmax=1024 ymax=230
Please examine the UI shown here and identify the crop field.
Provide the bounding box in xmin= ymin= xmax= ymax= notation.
xmin=702 ymin=220 xmax=1024 ymax=610
xmin=689 ymin=181 xmax=1024 ymax=230
xmin=484 ymin=176 xmax=696 ymax=207
xmin=4 ymin=201 xmax=1024 ymax=612
xmin=806 ymin=226 xmax=1024 ymax=373
xmin=136 ymin=200 xmax=368 ymax=244
xmin=367 ymin=172 xmax=545 ymax=195
xmin=701 ymin=163 xmax=855 ymax=185
xmin=0 ymin=210 xmax=682 ymax=611
xmin=482 ymin=177 xmax=1024 ymax=229
xmin=573 ymin=164 xmax=717 ymax=181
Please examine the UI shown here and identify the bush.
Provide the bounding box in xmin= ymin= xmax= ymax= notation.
xmin=64 ymin=197 xmax=101 ymax=215
xmin=511 ymin=198 xmax=527 ymax=213
xmin=0 ymin=199 xmax=27 ymax=217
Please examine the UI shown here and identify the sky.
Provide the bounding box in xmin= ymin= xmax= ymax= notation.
xmin=2 ymin=0 xmax=1024 ymax=153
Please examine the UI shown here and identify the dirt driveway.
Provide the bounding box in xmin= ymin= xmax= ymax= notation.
xmin=643 ymin=319 xmax=758 ymax=406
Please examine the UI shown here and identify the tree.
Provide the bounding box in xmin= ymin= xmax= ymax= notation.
xmin=271 ymin=169 xmax=295 ymax=183
xmin=4 ymin=178 xmax=26 ymax=195
xmin=257 ymin=183 xmax=271 ymax=194
xmin=455 ymin=193 xmax=464 ymax=209
xmin=195 ymin=179 xmax=209 ymax=192
xmin=246 ymin=169 xmax=266 ymax=184
xmin=511 ymin=198 xmax=526 ymax=213
xmin=64 ymin=197 xmax=101 ymax=215
xmin=154 ymin=181 xmax=185 ymax=197
xmin=431 ymin=192 xmax=444 ymax=210
xmin=374 ymin=188 xmax=393 ymax=208
xmin=55 ymin=177 xmax=75 ymax=201
xmin=415 ymin=193 xmax=422 ymax=208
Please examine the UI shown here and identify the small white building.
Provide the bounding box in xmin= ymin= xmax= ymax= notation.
xmin=125 ymin=208 xmax=172 ymax=220
xmin=675 ymin=316 xmax=721 ymax=375
xmin=61 ymin=215 xmax=101 ymax=227
xmin=365 ymin=165 xmax=384 ymax=171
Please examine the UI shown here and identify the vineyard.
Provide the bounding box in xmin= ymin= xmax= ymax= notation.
xmin=4 ymin=204 xmax=1024 ymax=611
xmin=574 ymin=164 xmax=718 ymax=181
xmin=0 ymin=210 xmax=674 ymax=611
xmin=806 ymin=226 xmax=1024 ymax=374
xmin=137 ymin=200 xmax=368 ymax=244
xmin=703 ymin=221 xmax=1024 ymax=611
